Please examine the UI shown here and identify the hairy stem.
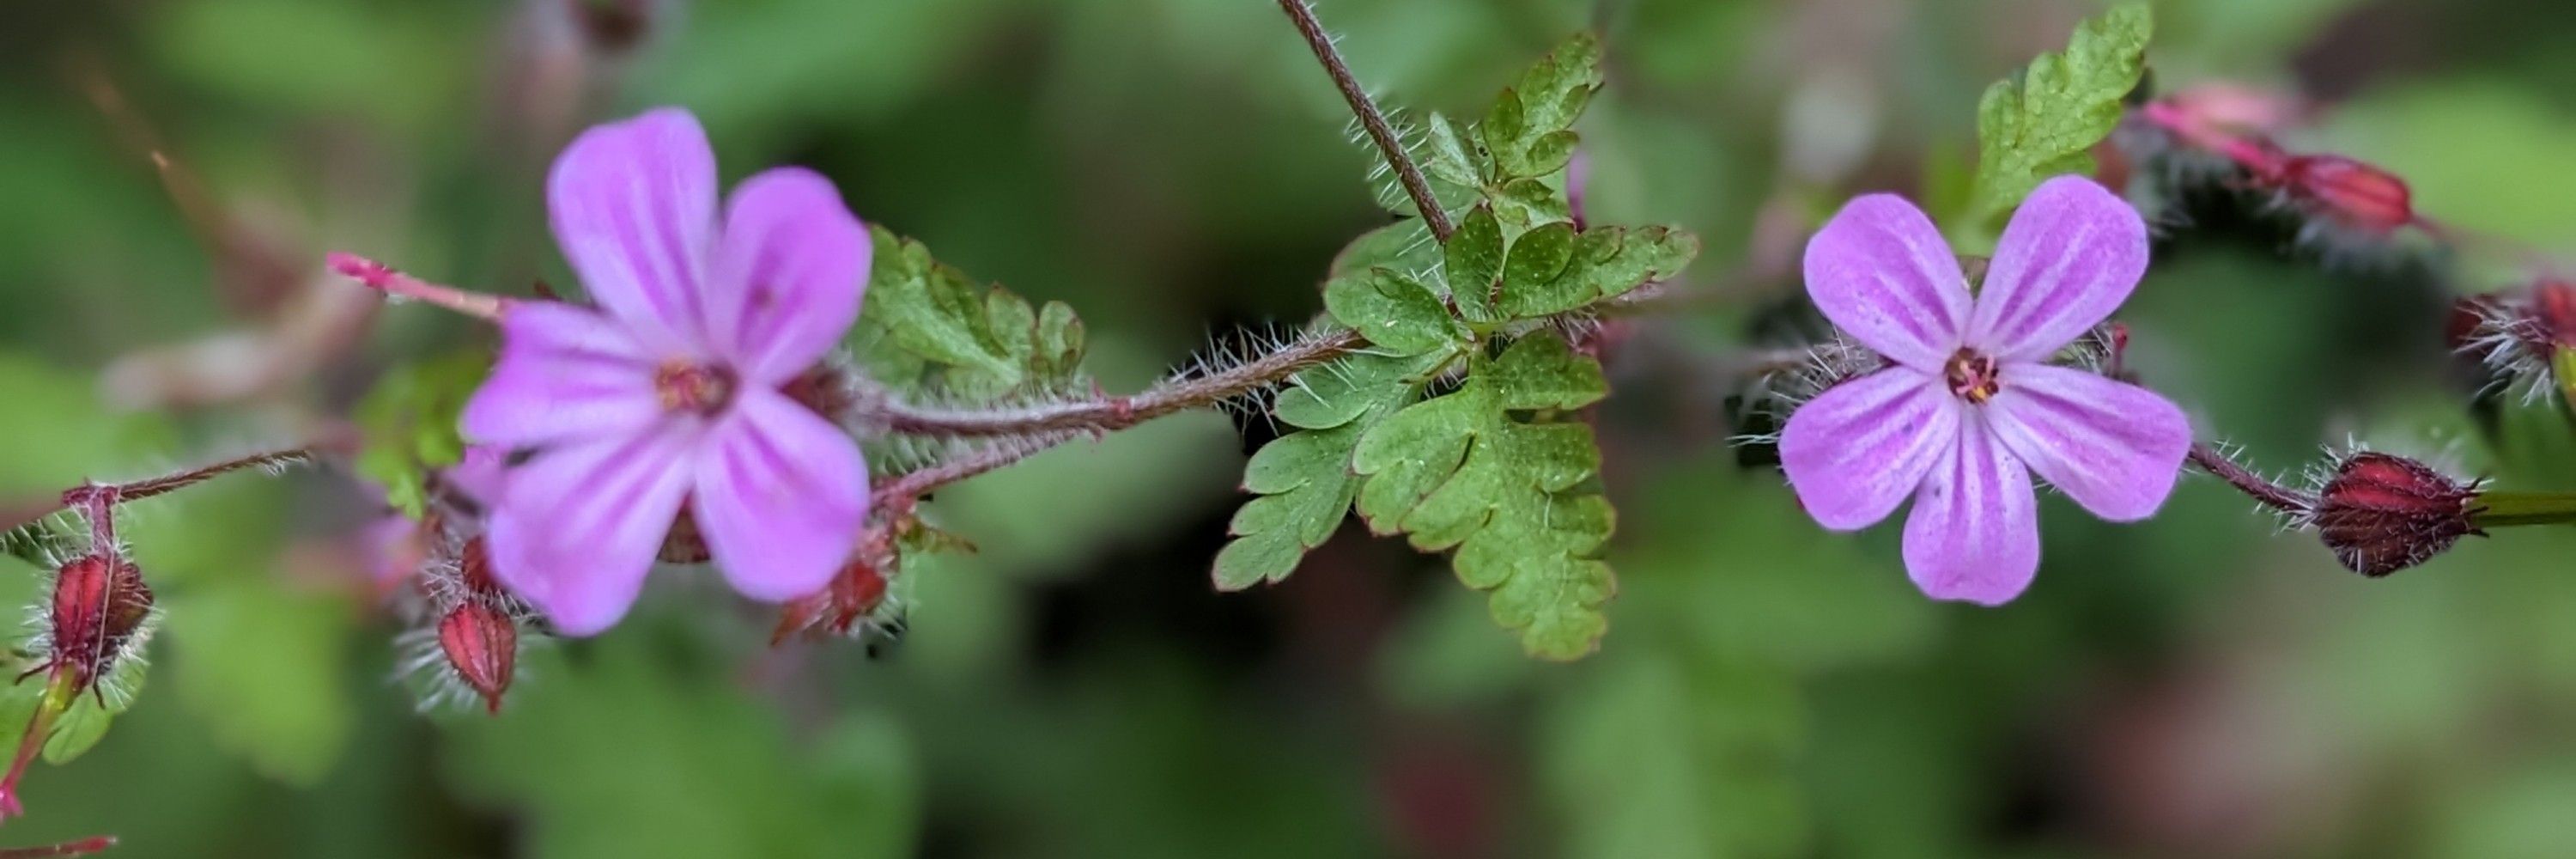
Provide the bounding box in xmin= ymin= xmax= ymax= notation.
xmin=872 ymin=440 xmax=1064 ymax=514
xmin=58 ymin=447 xmax=319 ymax=512
xmin=1275 ymin=0 xmax=1455 ymax=241
xmin=877 ymin=329 xmax=1364 ymax=437
xmin=2188 ymin=442 xmax=2311 ymax=514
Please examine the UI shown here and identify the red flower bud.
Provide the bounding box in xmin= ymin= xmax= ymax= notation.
xmin=2309 ymin=453 xmax=2482 ymax=576
xmin=2278 ymin=155 xmax=2414 ymax=235
xmin=770 ymin=557 xmax=890 ymax=645
xmin=436 ymin=602 xmax=517 ymax=714
xmin=2531 ymin=278 xmax=2576 ymax=348
xmin=43 ymin=554 xmax=154 ymax=696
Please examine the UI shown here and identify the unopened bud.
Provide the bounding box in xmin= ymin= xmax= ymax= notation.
xmin=46 ymin=554 xmax=154 ymax=694
xmin=437 ymin=602 xmax=517 ymax=714
xmin=2280 ymin=155 xmax=2414 ymax=235
xmin=771 ymin=557 xmax=890 ymax=645
xmin=2531 ymin=279 xmax=2576 ymax=348
xmin=2308 ymin=453 xmax=2482 ymax=576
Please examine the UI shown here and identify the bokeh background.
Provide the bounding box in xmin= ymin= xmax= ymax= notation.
xmin=3 ymin=0 xmax=2575 ymax=856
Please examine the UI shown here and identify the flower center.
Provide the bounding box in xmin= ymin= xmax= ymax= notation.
xmin=653 ymin=361 xmax=738 ymax=417
xmin=1943 ymin=349 xmax=2001 ymax=404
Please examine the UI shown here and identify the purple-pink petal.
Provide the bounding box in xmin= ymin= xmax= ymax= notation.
xmin=705 ymin=168 xmax=872 ymax=384
xmin=1984 ymin=362 xmax=2191 ymax=521
xmin=690 ymin=387 xmax=868 ymax=601
xmin=1902 ymin=413 xmax=2040 ymax=605
xmin=460 ymin=302 xmax=664 ymax=448
xmin=1779 ymin=368 xmax=1960 ymax=530
xmin=1803 ymin=193 xmax=1971 ymax=371
xmin=548 ymin=107 xmax=719 ymax=351
xmin=1965 ymin=175 xmax=2149 ymax=361
xmin=485 ymin=430 xmax=696 ymax=635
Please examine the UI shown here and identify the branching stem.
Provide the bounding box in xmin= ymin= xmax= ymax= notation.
xmin=864 ymin=330 xmax=1364 ymax=506
xmin=876 ymin=330 xmax=1362 ymax=438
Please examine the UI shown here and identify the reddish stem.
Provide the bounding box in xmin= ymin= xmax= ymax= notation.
xmin=325 ymin=253 xmax=512 ymax=321
xmin=0 ymin=836 xmax=115 ymax=858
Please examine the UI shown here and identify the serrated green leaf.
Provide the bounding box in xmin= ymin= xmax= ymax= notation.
xmin=1491 ymin=177 xmax=1572 ymax=235
xmin=1351 ymin=332 xmax=1616 ymax=659
xmin=1444 ymin=206 xmax=1507 ymax=322
xmin=1323 ymin=269 xmax=1464 ymax=354
xmin=1218 ymin=351 xmax=1439 ymax=587
xmin=1035 ymin=301 xmax=1084 ymax=379
xmin=1965 ymin=3 xmax=2152 ymax=232
xmin=0 ymin=518 xmax=83 ymax=570
xmin=1484 ymin=34 xmax=1606 ymax=180
xmin=860 ymin=226 xmax=1090 ymax=400
xmin=169 ymin=578 xmax=354 ymax=784
xmin=1485 ymin=334 xmax=1610 ymax=410
xmin=1423 ymin=113 xmax=1484 ymax=186
xmin=1500 ymin=221 xmax=1577 ymax=314
xmin=1500 ymin=224 xmax=1702 ymax=319
xmin=1331 ymin=220 xmax=1442 ymax=282
xmin=1273 ymin=350 xmax=1449 ymax=431
xmin=1215 ymin=424 xmax=1366 ymax=590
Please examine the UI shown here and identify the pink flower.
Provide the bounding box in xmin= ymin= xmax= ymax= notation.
xmin=461 ymin=108 xmax=872 ymax=635
xmin=1779 ymin=176 xmax=2191 ymax=605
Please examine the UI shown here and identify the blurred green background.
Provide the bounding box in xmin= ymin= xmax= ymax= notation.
xmin=3 ymin=0 xmax=2576 ymax=856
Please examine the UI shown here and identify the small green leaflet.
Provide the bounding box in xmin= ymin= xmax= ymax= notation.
xmin=1483 ymin=34 xmax=1603 ymax=182
xmin=1352 ymin=334 xmax=1615 ymax=660
xmin=354 ymin=350 xmax=489 ymax=518
xmin=1214 ymin=350 xmax=1446 ymax=590
xmin=858 ymin=226 xmax=1087 ymax=403
xmin=1322 ymin=269 xmax=1468 ymax=355
xmin=1964 ymin=2 xmax=2151 ymax=235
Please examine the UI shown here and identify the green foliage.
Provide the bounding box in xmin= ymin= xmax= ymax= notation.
xmin=1482 ymin=34 xmax=1604 ymax=182
xmin=167 ymin=578 xmax=355 ymax=785
xmin=1352 ymin=335 xmax=1615 ymax=660
xmin=1214 ymin=351 xmax=1442 ymax=590
xmin=447 ymin=637 xmax=917 ymax=859
xmin=1224 ymin=33 xmax=1699 ymax=656
xmin=859 ymin=226 xmax=1089 ymax=402
xmin=353 ymin=350 xmax=489 ymax=519
xmin=1321 ymin=269 xmax=1467 ymax=354
xmin=1964 ymin=3 xmax=2153 ymax=235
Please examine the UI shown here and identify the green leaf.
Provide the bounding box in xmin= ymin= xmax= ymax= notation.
xmin=1216 ymin=352 xmax=1442 ymax=588
xmin=1352 ymin=334 xmax=1616 ymax=659
xmin=859 ymin=226 xmax=1091 ymax=401
xmin=168 ymin=578 xmax=355 ymax=784
xmin=1484 ymin=34 xmax=1606 ymax=180
xmin=1331 ymin=221 xmax=1441 ymax=282
xmin=1965 ymin=3 xmax=2152 ymax=232
xmin=1500 ymin=225 xmax=1703 ymax=319
xmin=1422 ymin=113 xmax=1485 ymax=186
xmin=1491 ymin=177 xmax=1572 ymax=235
xmin=1322 ymin=269 xmax=1466 ymax=354
xmin=353 ymin=350 xmax=489 ymax=518
xmin=43 ymin=655 xmax=145 ymax=765
xmin=1444 ymin=207 xmax=1507 ymax=322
